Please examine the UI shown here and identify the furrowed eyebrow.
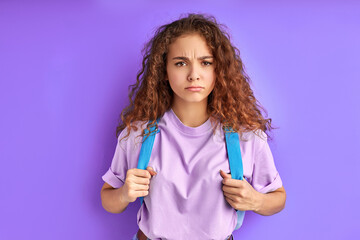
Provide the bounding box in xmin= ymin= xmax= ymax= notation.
xmin=172 ymin=56 xmax=213 ymax=61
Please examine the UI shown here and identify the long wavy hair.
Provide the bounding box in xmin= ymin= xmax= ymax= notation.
xmin=116 ymin=13 xmax=277 ymax=143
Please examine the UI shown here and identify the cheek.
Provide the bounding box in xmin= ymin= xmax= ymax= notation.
xmin=169 ymin=80 xmax=179 ymax=90
xmin=206 ymin=72 xmax=216 ymax=88
xmin=168 ymin=76 xmax=183 ymax=92
xmin=168 ymin=70 xmax=187 ymax=86
xmin=210 ymin=79 xmax=215 ymax=89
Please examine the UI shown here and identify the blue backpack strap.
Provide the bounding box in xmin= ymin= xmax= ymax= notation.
xmin=224 ymin=126 xmax=246 ymax=230
xmin=137 ymin=118 xmax=160 ymax=206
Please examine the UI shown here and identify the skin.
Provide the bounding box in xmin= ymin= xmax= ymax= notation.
xmin=165 ymin=33 xmax=215 ymax=127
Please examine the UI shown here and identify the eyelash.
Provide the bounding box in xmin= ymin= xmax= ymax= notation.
xmin=175 ymin=61 xmax=213 ymax=67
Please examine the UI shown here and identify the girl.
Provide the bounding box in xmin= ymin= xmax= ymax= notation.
xmin=100 ymin=13 xmax=286 ymax=240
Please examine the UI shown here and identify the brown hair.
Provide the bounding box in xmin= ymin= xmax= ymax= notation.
xmin=116 ymin=13 xmax=277 ymax=143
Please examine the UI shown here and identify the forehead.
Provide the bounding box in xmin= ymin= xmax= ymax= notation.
xmin=168 ymin=33 xmax=211 ymax=56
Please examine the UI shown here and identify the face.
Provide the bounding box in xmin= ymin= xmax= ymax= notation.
xmin=165 ymin=33 xmax=215 ymax=106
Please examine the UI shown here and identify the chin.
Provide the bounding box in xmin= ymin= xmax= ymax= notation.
xmin=183 ymin=97 xmax=208 ymax=103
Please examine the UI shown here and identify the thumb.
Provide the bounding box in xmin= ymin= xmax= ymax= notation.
xmin=219 ymin=169 xmax=232 ymax=179
xmin=146 ymin=166 xmax=157 ymax=176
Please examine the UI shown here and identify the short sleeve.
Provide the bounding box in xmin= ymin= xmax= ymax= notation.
xmin=101 ymin=129 xmax=129 ymax=189
xmin=251 ymin=131 xmax=283 ymax=194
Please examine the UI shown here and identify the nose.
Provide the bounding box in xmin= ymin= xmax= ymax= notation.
xmin=187 ymin=64 xmax=200 ymax=81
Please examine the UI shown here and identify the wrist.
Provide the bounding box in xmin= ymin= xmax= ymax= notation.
xmin=117 ymin=186 xmax=129 ymax=204
xmin=253 ymin=191 xmax=264 ymax=212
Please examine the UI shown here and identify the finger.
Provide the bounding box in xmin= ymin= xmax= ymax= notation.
xmin=222 ymin=185 xmax=240 ymax=195
xmin=132 ymin=176 xmax=151 ymax=185
xmin=219 ymin=169 xmax=232 ymax=179
xmin=131 ymin=168 xmax=152 ymax=178
xmin=146 ymin=166 xmax=157 ymax=176
xmin=132 ymin=182 xmax=150 ymax=191
xmin=225 ymin=196 xmax=235 ymax=208
xmin=223 ymin=191 xmax=238 ymax=202
xmin=135 ymin=190 xmax=149 ymax=197
xmin=222 ymin=178 xmax=243 ymax=188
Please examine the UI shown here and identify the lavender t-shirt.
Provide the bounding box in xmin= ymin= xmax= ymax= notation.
xmin=102 ymin=108 xmax=283 ymax=239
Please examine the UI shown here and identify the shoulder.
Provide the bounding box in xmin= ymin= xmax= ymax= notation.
xmin=117 ymin=120 xmax=149 ymax=149
xmin=238 ymin=129 xmax=269 ymax=152
xmin=239 ymin=129 xmax=267 ymax=142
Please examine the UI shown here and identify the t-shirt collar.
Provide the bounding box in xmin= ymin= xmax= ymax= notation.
xmin=166 ymin=108 xmax=213 ymax=136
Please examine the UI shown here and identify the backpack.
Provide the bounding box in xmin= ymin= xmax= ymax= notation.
xmin=136 ymin=118 xmax=245 ymax=231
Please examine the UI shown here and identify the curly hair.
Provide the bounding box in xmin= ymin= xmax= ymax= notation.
xmin=116 ymin=13 xmax=277 ymax=143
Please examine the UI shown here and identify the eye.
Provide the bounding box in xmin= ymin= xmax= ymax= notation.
xmin=202 ymin=61 xmax=213 ymax=66
xmin=175 ymin=61 xmax=186 ymax=67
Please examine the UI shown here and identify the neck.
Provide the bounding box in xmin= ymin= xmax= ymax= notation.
xmin=171 ymin=97 xmax=210 ymax=127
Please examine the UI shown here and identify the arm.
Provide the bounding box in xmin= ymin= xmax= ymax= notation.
xmin=253 ymin=186 xmax=286 ymax=216
xmin=101 ymin=182 xmax=130 ymax=214
xmin=101 ymin=167 xmax=156 ymax=214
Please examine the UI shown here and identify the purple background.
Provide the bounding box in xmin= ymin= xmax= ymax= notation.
xmin=1 ymin=1 xmax=359 ymax=239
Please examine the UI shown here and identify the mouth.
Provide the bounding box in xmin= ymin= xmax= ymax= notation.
xmin=185 ymin=86 xmax=204 ymax=92
xmin=185 ymin=86 xmax=204 ymax=89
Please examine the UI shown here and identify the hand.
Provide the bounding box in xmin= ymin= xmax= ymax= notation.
xmin=220 ymin=169 xmax=263 ymax=212
xmin=120 ymin=167 xmax=157 ymax=203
